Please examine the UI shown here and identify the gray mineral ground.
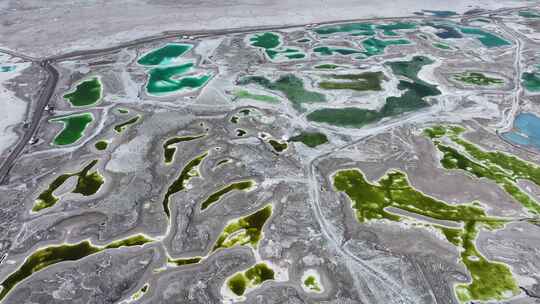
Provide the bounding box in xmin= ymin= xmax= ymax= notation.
xmin=1 ymin=0 xmax=540 ymax=303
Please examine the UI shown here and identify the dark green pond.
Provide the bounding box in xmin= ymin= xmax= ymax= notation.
xmin=63 ymin=77 xmax=102 ymax=107
xmin=50 ymin=113 xmax=94 ymax=146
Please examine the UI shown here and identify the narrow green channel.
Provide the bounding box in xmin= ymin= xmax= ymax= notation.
xmin=50 ymin=113 xmax=94 ymax=146
xmin=233 ymin=89 xmax=280 ymax=103
xmin=33 ymin=160 xmax=104 ymax=212
xmin=63 ymin=77 xmax=102 ymax=107
xmin=213 ymin=204 xmax=272 ymax=251
xmin=162 ymin=152 xmax=208 ymax=218
xmin=114 ymin=115 xmax=141 ymax=133
xmin=201 ymin=180 xmax=255 ymax=210
xmin=167 ymin=257 xmax=202 ymax=266
xmin=333 ymin=168 xmax=518 ymax=302
xmin=137 ymin=43 xmax=193 ymax=66
xmin=0 ymin=235 xmax=153 ymax=301
xmin=163 ymin=134 xmax=206 ymax=164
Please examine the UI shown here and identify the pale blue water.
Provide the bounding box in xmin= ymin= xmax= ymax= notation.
xmin=502 ymin=113 xmax=540 ymax=150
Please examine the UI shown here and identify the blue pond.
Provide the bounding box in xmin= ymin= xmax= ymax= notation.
xmin=502 ymin=113 xmax=540 ymax=150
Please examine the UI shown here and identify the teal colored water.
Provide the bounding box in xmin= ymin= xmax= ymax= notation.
xmin=522 ymin=72 xmax=540 ymax=92
xmin=459 ymin=27 xmax=510 ymax=47
xmin=50 ymin=113 xmax=94 ymax=146
xmin=314 ymin=22 xmax=416 ymax=36
xmin=145 ymin=62 xmax=212 ymax=95
xmin=248 ymin=32 xmax=304 ymax=61
xmin=313 ymin=46 xmax=362 ymax=56
xmin=519 ymin=10 xmax=540 ymax=18
xmin=137 ymin=43 xmax=193 ymax=66
xmin=376 ymin=22 xmax=416 ymax=36
xmin=0 ymin=66 xmax=15 ymax=72
xmin=502 ymin=113 xmax=540 ymax=150
xmin=361 ymin=38 xmax=410 ymax=56
xmin=314 ymin=23 xmax=375 ymax=36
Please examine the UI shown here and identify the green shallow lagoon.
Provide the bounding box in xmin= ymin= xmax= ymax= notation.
xmin=50 ymin=113 xmax=94 ymax=146
xmin=137 ymin=43 xmax=193 ymax=66
xmin=289 ymin=131 xmax=328 ymax=147
xmin=33 ymin=160 xmax=104 ymax=212
xmin=308 ymin=56 xmax=439 ymax=128
xmin=226 ymin=263 xmax=275 ymax=296
xmin=333 ymin=168 xmax=518 ymax=302
xmin=63 ymin=77 xmax=102 ymax=107
xmin=522 ymin=71 xmax=540 ymax=92
xmin=213 ymin=204 xmax=272 ymax=251
xmin=146 ymin=63 xmax=212 ymax=95
xmin=0 ymin=235 xmax=153 ymax=301
xmin=238 ymin=75 xmax=326 ymax=111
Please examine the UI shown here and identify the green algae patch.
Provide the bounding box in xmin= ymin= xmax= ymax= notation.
xmin=443 ymin=222 xmax=520 ymax=303
xmin=163 ymin=134 xmax=206 ymax=164
xmin=238 ymin=75 xmax=326 ymax=111
xmin=250 ymin=32 xmax=281 ymax=50
xmin=0 ymin=234 xmax=154 ymax=302
xmin=201 ymin=180 xmax=255 ymax=211
xmin=453 ymin=72 xmax=503 ymax=86
xmin=167 ymin=256 xmax=202 ymax=266
xmin=313 ymin=46 xmax=362 ymax=56
xmin=522 ymin=71 xmax=540 ymax=92
xmin=424 ymin=126 xmax=540 ymax=215
xmin=226 ymin=263 xmax=275 ymax=296
xmin=162 ymin=152 xmax=208 ymax=218
xmin=318 ymin=71 xmax=385 ymax=91
xmin=50 ymin=113 xmax=94 ymax=146
xmin=308 ymin=56 xmax=439 ymax=128
xmin=268 ymin=139 xmax=288 ymax=153
xmin=314 ymin=64 xmax=340 ymax=70
xmin=114 ymin=115 xmax=141 ymax=133
xmin=94 ymin=140 xmax=108 ymax=151
xmin=104 ymin=234 xmax=153 ymax=249
xmin=33 ymin=160 xmax=104 ymax=212
xmin=131 ymin=283 xmax=149 ymax=301
xmin=303 ymin=275 xmax=322 ymax=292
xmin=333 ymin=167 xmax=518 ymax=302
xmin=289 ymin=132 xmax=328 ymax=148
xmin=433 ymin=42 xmax=452 ymax=50
xmin=63 ymin=77 xmax=103 ymax=107
xmin=233 ymin=89 xmax=280 ymax=103
xmin=213 ymin=204 xmax=272 ymax=251
xmin=137 ymin=43 xmax=193 ymax=66
xmin=333 ymin=169 xmax=502 ymax=225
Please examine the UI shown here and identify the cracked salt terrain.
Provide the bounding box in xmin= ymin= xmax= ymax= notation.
xmin=2 ymin=0 xmax=540 ymax=303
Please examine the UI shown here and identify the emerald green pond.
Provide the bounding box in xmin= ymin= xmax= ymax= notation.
xmin=459 ymin=27 xmax=510 ymax=48
xmin=63 ymin=77 xmax=102 ymax=107
xmin=360 ymin=38 xmax=410 ymax=57
xmin=314 ymin=22 xmax=416 ymax=37
xmin=249 ymin=32 xmax=305 ymax=61
xmin=308 ymin=56 xmax=440 ymax=128
xmin=289 ymin=132 xmax=328 ymax=147
xmin=146 ymin=63 xmax=212 ymax=95
xmin=238 ymin=75 xmax=326 ymax=111
xmin=522 ymin=71 xmax=540 ymax=92
xmin=137 ymin=43 xmax=193 ymax=66
xmin=50 ymin=113 xmax=94 ymax=146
